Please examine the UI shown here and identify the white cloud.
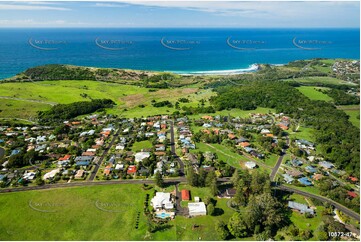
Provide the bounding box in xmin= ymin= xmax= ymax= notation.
xmin=0 ymin=3 xmax=71 ymax=11
xmin=94 ymin=3 xmax=128 ymax=8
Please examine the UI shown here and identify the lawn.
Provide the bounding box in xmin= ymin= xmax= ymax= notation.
xmin=343 ymin=110 xmax=360 ymax=128
xmin=192 ymin=142 xmax=248 ymax=169
xmin=288 ymin=126 xmax=316 ymax=143
xmin=0 ymin=184 xmax=152 ymax=240
xmin=296 ymin=86 xmax=333 ymax=101
xmin=0 ymin=183 xmax=243 ymax=241
xmin=132 ymin=140 xmax=153 ymax=152
xmin=0 ymin=99 xmax=51 ymax=120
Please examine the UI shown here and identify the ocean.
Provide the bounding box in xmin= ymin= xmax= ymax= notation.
xmin=0 ymin=28 xmax=359 ymax=79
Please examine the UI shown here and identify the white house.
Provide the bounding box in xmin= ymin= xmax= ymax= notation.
xmin=188 ymin=202 xmax=207 ymax=216
xmin=151 ymin=192 xmax=174 ymax=210
xmin=43 ymin=169 xmax=60 ymax=180
xmin=135 ymin=152 xmax=151 ymax=163
xmin=245 ymin=161 xmax=257 ymax=169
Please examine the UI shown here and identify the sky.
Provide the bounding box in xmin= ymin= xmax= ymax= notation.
xmin=0 ymin=1 xmax=359 ymax=28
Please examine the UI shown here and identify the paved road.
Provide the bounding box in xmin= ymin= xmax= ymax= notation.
xmin=270 ymin=136 xmax=290 ymax=181
xmin=169 ymin=120 xmax=185 ymax=176
xmin=88 ymin=128 xmax=121 ymax=181
xmin=1 ymin=174 xmax=359 ymax=225
xmin=0 ymin=177 xmax=187 ymax=193
xmin=277 ymin=185 xmax=360 ymax=221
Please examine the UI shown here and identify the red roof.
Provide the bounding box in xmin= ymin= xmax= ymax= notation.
xmin=59 ymin=154 xmax=71 ymax=161
xmin=349 ymin=176 xmax=359 ymax=182
xmin=181 ymin=189 xmax=190 ymax=201
xmin=347 ymin=191 xmax=358 ymax=198
xmin=127 ymin=165 xmax=137 ymax=174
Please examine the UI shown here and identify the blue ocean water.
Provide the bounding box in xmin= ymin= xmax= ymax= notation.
xmin=0 ymin=28 xmax=359 ymax=79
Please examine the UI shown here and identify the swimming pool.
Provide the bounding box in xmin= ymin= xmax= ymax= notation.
xmin=156 ymin=212 xmax=171 ymax=219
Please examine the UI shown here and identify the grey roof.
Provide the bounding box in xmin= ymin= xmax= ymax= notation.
xmin=288 ymin=201 xmax=314 ymax=215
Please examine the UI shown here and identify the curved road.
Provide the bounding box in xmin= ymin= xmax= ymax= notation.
xmin=277 ymin=185 xmax=360 ymax=221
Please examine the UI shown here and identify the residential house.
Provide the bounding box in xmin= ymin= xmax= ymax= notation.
xmin=151 ymin=192 xmax=174 ymax=210
xmin=288 ymin=201 xmax=314 ymax=215
xmin=282 ymin=174 xmax=295 ymax=184
xmin=127 ymin=165 xmax=137 ymax=175
xmin=74 ymin=170 xmax=85 ymax=179
xmin=298 ymin=177 xmax=312 ymax=186
xmin=318 ymin=161 xmax=334 ymax=170
xmin=245 ymin=161 xmax=257 ymax=169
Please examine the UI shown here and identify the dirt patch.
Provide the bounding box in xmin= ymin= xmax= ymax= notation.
xmin=120 ymin=93 xmax=146 ymax=108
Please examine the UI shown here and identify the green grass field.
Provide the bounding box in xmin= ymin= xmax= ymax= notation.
xmin=0 ymin=98 xmax=51 ymax=120
xmin=296 ymin=86 xmax=333 ymax=101
xmin=132 ymin=140 xmax=153 ymax=152
xmin=288 ymin=126 xmax=316 ymax=143
xmin=0 ymin=80 xmax=217 ymax=120
xmin=192 ymin=142 xmax=248 ymax=169
xmin=343 ymin=110 xmax=360 ymax=128
xmin=0 ymin=183 xmax=242 ymax=241
xmin=0 ymin=184 xmax=151 ymax=240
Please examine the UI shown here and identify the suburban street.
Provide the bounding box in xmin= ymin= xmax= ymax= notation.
xmin=88 ymin=127 xmax=121 ymax=181
xmin=169 ymin=120 xmax=185 ymax=176
xmin=270 ymin=136 xmax=290 ymax=181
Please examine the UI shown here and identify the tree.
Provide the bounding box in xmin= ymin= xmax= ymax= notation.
xmin=198 ymin=167 xmax=207 ymax=187
xmin=233 ymin=184 xmax=246 ymax=207
xmin=186 ymin=166 xmax=198 ymax=187
xmin=205 ymin=171 xmax=216 ymax=187
xmin=209 ymin=178 xmax=218 ymax=196
xmin=155 ymin=171 xmax=164 ymax=188
xmin=244 ymin=193 xmax=287 ymax=232
xmin=227 ymin=212 xmax=249 ymax=238
xmin=230 ymin=170 xmax=240 ymax=186
xmin=207 ymin=203 xmax=215 ymax=216
xmin=35 ymin=176 xmax=45 ymax=186
xmin=215 ymin=221 xmax=230 ymax=240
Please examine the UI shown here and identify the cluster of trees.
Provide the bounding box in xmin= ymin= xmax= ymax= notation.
xmin=23 ymin=64 xmax=96 ymax=81
xmin=322 ymin=89 xmax=360 ymax=105
xmin=216 ymin=170 xmax=290 ymax=240
xmin=318 ymin=178 xmax=360 ymax=213
xmin=186 ymin=166 xmax=218 ymax=196
xmin=5 ymin=149 xmax=42 ymax=168
xmin=152 ymin=100 xmax=173 ymax=108
xmin=37 ymin=99 xmax=115 ymax=124
xmin=211 ymin=81 xmax=360 ymax=177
